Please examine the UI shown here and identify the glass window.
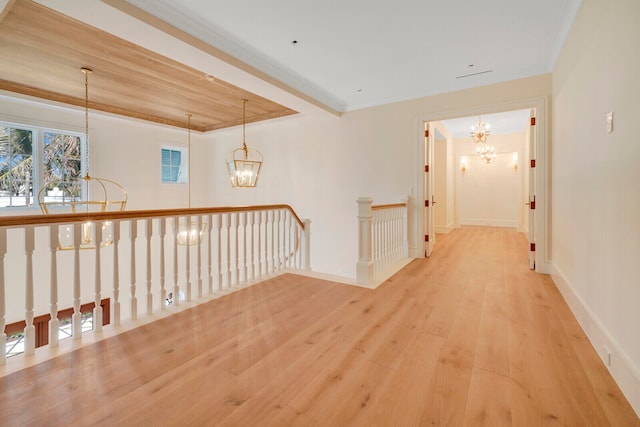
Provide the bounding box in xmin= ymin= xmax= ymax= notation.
xmin=0 ymin=122 xmax=85 ymax=209
xmin=0 ymin=125 xmax=33 ymax=207
xmin=161 ymin=147 xmax=186 ymax=183
xmin=43 ymin=131 xmax=83 ymax=201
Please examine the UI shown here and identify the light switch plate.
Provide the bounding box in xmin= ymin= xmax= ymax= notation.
xmin=606 ymin=112 xmax=613 ymax=133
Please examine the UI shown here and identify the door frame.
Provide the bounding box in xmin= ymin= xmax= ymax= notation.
xmin=413 ymin=96 xmax=549 ymax=274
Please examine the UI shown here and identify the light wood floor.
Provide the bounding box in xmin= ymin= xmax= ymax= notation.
xmin=1 ymin=226 xmax=638 ymax=426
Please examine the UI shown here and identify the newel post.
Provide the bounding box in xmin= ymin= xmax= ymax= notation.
xmin=303 ymin=219 xmax=311 ymax=271
xmin=404 ymin=195 xmax=411 ymax=258
xmin=356 ymin=197 xmax=374 ymax=285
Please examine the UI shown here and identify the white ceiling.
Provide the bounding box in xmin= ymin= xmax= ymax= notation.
xmin=441 ymin=109 xmax=531 ymax=139
xmin=126 ymin=0 xmax=582 ymax=113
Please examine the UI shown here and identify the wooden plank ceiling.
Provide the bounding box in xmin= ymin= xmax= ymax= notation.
xmin=0 ymin=1 xmax=298 ymax=132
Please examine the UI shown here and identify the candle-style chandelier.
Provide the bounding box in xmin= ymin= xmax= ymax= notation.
xmin=470 ymin=115 xmax=495 ymax=164
xmin=470 ymin=115 xmax=490 ymax=144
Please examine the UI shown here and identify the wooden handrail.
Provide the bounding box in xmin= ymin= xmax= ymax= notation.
xmin=0 ymin=204 xmax=305 ymax=229
xmin=372 ymin=203 xmax=407 ymax=211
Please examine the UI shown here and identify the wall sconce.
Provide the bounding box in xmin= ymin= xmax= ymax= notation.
xmin=460 ymin=158 xmax=468 ymax=174
xmin=512 ymin=153 xmax=519 ymax=172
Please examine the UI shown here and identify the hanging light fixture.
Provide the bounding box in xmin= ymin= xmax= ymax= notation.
xmin=226 ymin=99 xmax=263 ymax=187
xmin=176 ymin=113 xmax=204 ymax=246
xmin=38 ymin=67 xmax=127 ymax=250
xmin=476 ymin=144 xmax=496 ymax=164
xmin=470 ymin=116 xmax=490 ymax=144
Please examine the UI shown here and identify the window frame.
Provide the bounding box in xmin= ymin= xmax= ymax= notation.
xmin=161 ymin=145 xmax=188 ymax=184
xmin=0 ymin=120 xmax=87 ymax=211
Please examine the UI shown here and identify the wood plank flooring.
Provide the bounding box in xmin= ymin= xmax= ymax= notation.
xmin=1 ymin=226 xmax=638 ymax=426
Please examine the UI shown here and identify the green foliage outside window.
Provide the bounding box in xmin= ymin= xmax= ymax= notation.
xmin=0 ymin=124 xmax=84 ymax=208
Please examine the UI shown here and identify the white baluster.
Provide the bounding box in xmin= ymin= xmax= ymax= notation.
xmin=94 ymin=222 xmax=103 ymax=332
xmin=303 ymin=219 xmax=311 ymax=271
xmin=293 ymin=219 xmax=300 ymax=269
xmin=250 ymin=211 xmax=256 ymax=281
xmin=380 ymin=210 xmax=386 ymax=270
xmin=48 ymin=226 xmax=59 ymax=348
xmin=257 ymin=211 xmax=263 ymax=278
xmin=234 ymin=212 xmax=239 ymax=285
xmin=390 ymin=210 xmax=395 ymax=263
xmin=384 ymin=210 xmax=389 ymax=267
xmin=270 ymin=210 xmax=276 ymax=274
xmin=215 ymin=214 xmax=222 ymax=291
xmin=197 ymin=215 xmax=203 ymax=298
xmin=225 ymin=213 xmax=231 ymax=288
xmin=113 ymin=220 xmax=121 ymax=326
xmin=376 ymin=211 xmax=382 ymax=272
xmin=172 ymin=217 xmax=180 ymax=306
xmin=390 ymin=210 xmax=396 ymax=263
xmin=185 ymin=215 xmax=191 ymax=302
xmin=207 ymin=214 xmax=213 ymax=295
xmin=285 ymin=211 xmax=291 ymax=268
xmin=72 ymin=222 xmax=82 ymax=340
xmin=283 ymin=210 xmax=288 ymax=268
xmin=23 ymin=227 xmax=36 ymax=353
xmin=279 ymin=210 xmax=284 ymax=270
xmin=159 ymin=218 xmax=166 ymax=310
xmin=277 ymin=210 xmax=282 ymax=271
xmin=145 ymin=218 xmax=153 ymax=315
xmin=130 ymin=220 xmax=137 ymax=320
xmin=0 ymin=228 xmax=7 ymax=363
xmin=378 ymin=210 xmax=383 ymax=270
xmin=241 ymin=212 xmax=247 ymax=283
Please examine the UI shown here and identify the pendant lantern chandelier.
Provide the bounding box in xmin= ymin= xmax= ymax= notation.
xmin=38 ymin=67 xmax=127 ymax=250
xmin=226 ymin=99 xmax=263 ymax=188
xmin=470 ymin=116 xmax=491 ymax=144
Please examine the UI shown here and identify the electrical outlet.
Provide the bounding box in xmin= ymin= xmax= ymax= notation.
xmin=604 ymin=345 xmax=612 ymax=367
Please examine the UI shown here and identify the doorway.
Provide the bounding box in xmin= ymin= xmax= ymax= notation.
xmin=415 ymin=99 xmax=547 ymax=273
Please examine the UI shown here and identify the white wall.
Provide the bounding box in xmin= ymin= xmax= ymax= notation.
xmin=551 ymin=0 xmax=640 ymax=413
xmin=455 ymin=133 xmax=526 ymax=228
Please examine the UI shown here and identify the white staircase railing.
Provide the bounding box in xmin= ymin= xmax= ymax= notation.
xmin=0 ymin=205 xmax=310 ymax=366
xmin=356 ymin=197 xmax=410 ymax=286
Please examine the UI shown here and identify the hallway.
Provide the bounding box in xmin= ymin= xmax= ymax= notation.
xmin=1 ymin=227 xmax=638 ymax=426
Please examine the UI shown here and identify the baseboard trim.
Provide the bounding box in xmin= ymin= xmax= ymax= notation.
xmin=435 ymin=223 xmax=456 ymax=234
xmin=550 ymin=264 xmax=640 ymax=417
xmin=287 ymin=257 xmax=414 ymax=290
xmin=460 ymin=218 xmax=518 ymax=228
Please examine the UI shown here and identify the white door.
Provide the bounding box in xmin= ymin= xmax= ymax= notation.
xmin=423 ymin=122 xmax=435 ymax=257
xmin=527 ymin=109 xmax=537 ymax=269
